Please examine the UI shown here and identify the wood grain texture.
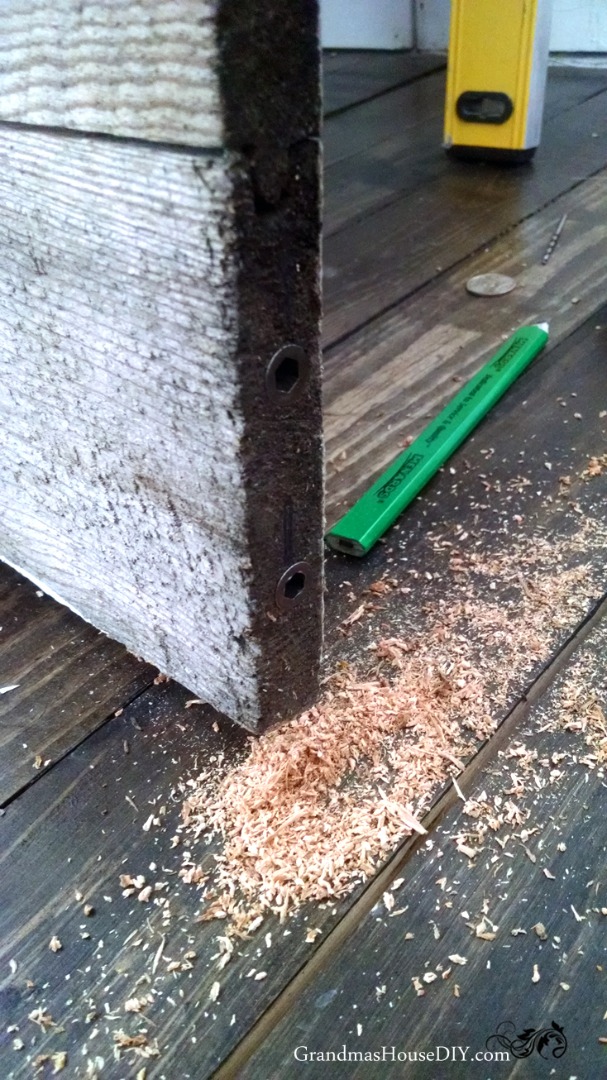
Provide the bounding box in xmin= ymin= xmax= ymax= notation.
xmin=240 ymin=617 xmax=607 ymax=1080
xmin=0 ymin=0 xmax=320 ymax=150
xmin=322 ymin=50 xmax=445 ymax=116
xmin=2 ymin=311 xmax=606 ymax=1079
xmin=322 ymin=81 xmax=607 ymax=347
xmin=324 ymin=170 xmax=607 ymax=519
xmin=0 ymin=564 xmax=154 ymax=805
xmin=323 ymin=62 xmax=607 ymax=171
xmin=0 ymin=124 xmax=323 ymax=730
xmin=0 ymin=0 xmax=222 ymax=145
xmin=323 ymin=65 xmax=607 ymax=236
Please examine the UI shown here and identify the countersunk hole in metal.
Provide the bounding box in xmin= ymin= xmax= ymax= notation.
xmin=266 ymin=344 xmax=309 ymax=401
xmin=275 ymin=561 xmax=311 ymax=611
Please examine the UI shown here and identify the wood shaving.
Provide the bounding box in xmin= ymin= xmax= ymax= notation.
xmin=28 ymin=1009 xmax=54 ymax=1031
xmin=113 ymin=1031 xmax=160 ymax=1059
xmin=532 ymin=922 xmax=548 ymax=940
xmin=124 ymin=995 xmax=153 ymax=1013
xmin=581 ymin=454 xmax=607 ymax=479
xmin=343 ymin=603 xmax=366 ymax=626
xmin=176 ymin=520 xmax=606 ymax=923
xmin=49 ymin=935 xmax=62 ymax=953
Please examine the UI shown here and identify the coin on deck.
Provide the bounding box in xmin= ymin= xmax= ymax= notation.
xmin=466 ymin=272 xmax=516 ymax=297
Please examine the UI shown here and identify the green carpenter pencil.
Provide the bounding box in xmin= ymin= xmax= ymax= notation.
xmin=325 ymin=322 xmax=549 ymax=556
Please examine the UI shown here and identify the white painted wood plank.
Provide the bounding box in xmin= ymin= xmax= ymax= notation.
xmin=551 ymin=0 xmax=607 ymax=52
xmin=413 ymin=0 xmax=450 ymax=52
xmin=321 ymin=0 xmax=413 ymax=50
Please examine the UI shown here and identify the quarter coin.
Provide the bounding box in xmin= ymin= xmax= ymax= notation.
xmin=466 ymin=272 xmax=516 ymax=296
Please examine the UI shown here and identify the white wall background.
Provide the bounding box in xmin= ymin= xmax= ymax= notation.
xmin=322 ymin=0 xmax=607 ymax=52
xmin=322 ymin=0 xmax=413 ymax=49
xmin=415 ymin=0 xmax=607 ymax=53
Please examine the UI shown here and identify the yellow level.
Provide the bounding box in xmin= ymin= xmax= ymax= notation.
xmin=444 ymin=0 xmax=553 ymax=162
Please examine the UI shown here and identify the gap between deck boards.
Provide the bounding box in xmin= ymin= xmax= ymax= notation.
xmin=212 ymin=590 xmax=607 ymax=1079
xmin=0 ymin=673 xmax=158 ymax=811
xmin=323 ymin=154 xmax=607 ymax=358
xmin=322 ymin=52 xmax=446 ymax=119
xmin=322 ymin=75 xmax=607 ymax=350
xmin=323 ymin=176 xmax=607 ymax=519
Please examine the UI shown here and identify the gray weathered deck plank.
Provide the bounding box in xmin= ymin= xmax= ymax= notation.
xmin=0 ymin=563 xmax=155 ymax=805
xmin=2 ymin=306 xmax=607 ymax=1079
xmin=240 ymin=617 xmax=607 ymax=1080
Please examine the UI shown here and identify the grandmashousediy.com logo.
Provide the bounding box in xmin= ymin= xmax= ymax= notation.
xmin=293 ymin=1019 xmax=568 ymax=1066
xmin=485 ymin=1019 xmax=568 ymax=1059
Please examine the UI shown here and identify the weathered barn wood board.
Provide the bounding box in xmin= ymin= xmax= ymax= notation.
xmin=239 ymin=617 xmax=607 ymax=1080
xmin=0 ymin=123 xmax=322 ymax=731
xmin=0 ymin=2 xmax=323 ymax=732
xmin=322 ymin=84 xmax=607 ymax=346
xmin=2 ymin=309 xmax=606 ymax=1078
xmin=0 ymin=0 xmax=319 ymax=149
xmin=0 ymin=563 xmax=155 ymax=806
xmin=324 ymin=170 xmax=607 ymax=517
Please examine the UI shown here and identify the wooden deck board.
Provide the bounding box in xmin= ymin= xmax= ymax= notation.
xmin=2 ymin=311 xmax=607 ymax=1078
xmin=239 ymin=617 xmax=607 ymax=1080
xmin=322 ymin=50 xmax=445 ymax=116
xmin=323 ymin=64 xmax=607 ymax=223
xmin=0 ymin=564 xmax=155 ymax=806
xmin=324 ymin=170 xmax=607 ymax=518
xmin=323 ymin=77 xmax=607 ymax=347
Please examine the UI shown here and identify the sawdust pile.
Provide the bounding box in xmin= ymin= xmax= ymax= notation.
xmin=177 ymin=519 xmax=605 ymax=923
